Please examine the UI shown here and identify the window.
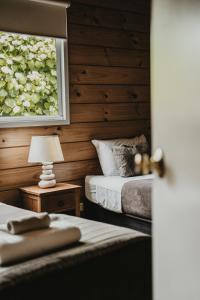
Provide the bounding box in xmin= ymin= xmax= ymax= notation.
xmin=0 ymin=31 xmax=69 ymax=127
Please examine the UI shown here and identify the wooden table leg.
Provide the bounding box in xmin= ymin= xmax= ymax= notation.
xmin=75 ymin=188 xmax=81 ymax=217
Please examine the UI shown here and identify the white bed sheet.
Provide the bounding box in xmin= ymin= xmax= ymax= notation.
xmin=85 ymin=174 xmax=154 ymax=213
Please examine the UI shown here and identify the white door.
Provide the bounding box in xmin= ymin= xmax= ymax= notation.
xmin=151 ymin=1 xmax=200 ymax=299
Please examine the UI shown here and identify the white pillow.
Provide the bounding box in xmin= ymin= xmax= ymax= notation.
xmin=92 ymin=135 xmax=148 ymax=176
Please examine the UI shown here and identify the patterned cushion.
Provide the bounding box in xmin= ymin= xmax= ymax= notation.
xmin=92 ymin=135 xmax=148 ymax=176
xmin=112 ymin=143 xmax=149 ymax=177
xmin=112 ymin=145 xmax=137 ymax=177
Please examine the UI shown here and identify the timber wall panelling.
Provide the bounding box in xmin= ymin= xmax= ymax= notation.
xmin=0 ymin=0 xmax=150 ymax=206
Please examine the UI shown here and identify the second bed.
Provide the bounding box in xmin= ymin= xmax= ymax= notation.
xmin=85 ymin=174 xmax=153 ymax=234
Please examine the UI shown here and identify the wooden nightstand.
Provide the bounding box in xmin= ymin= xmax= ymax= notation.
xmin=19 ymin=183 xmax=81 ymax=216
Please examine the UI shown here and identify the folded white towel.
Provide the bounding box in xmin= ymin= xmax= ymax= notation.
xmin=7 ymin=213 xmax=50 ymax=234
xmin=0 ymin=215 xmax=81 ymax=266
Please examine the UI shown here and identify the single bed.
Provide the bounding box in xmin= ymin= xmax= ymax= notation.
xmin=85 ymin=175 xmax=153 ymax=234
xmin=0 ymin=203 xmax=151 ymax=300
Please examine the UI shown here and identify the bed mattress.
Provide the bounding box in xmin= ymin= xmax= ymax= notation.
xmin=85 ymin=174 xmax=154 ymax=216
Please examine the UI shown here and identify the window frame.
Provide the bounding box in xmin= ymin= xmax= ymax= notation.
xmin=0 ymin=36 xmax=70 ymax=128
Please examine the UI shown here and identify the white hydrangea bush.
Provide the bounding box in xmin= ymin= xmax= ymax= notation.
xmin=0 ymin=32 xmax=59 ymax=117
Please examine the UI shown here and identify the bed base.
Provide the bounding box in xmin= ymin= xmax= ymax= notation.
xmin=84 ymin=199 xmax=152 ymax=235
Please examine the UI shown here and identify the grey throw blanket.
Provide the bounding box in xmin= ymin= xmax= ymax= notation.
xmin=122 ymin=179 xmax=152 ymax=219
xmin=0 ymin=204 xmax=151 ymax=300
xmin=0 ymin=204 xmax=147 ymax=284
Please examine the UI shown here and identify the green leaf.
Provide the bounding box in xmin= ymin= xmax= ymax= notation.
xmin=5 ymin=98 xmax=15 ymax=108
xmin=0 ymin=31 xmax=59 ymax=117
xmin=0 ymin=89 xmax=8 ymax=98
xmin=0 ymin=81 xmax=6 ymax=88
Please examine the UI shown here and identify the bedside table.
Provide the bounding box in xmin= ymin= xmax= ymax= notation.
xmin=19 ymin=183 xmax=81 ymax=216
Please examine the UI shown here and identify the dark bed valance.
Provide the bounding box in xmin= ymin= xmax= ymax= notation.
xmin=0 ymin=0 xmax=70 ymax=39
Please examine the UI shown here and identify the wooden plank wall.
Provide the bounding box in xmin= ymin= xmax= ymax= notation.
xmin=0 ymin=0 xmax=151 ymax=206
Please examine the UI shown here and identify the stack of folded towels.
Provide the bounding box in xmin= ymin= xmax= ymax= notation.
xmin=0 ymin=213 xmax=81 ymax=266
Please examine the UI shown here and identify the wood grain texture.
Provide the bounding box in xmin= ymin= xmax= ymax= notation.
xmin=0 ymin=160 xmax=101 ymax=191
xmin=104 ymin=103 xmax=150 ymax=121
xmin=69 ymin=45 xmax=149 ymax=68
xmin=70 ymin=103 xmax=150 ymax=123
xmin=0 ymin=189 xmax=22 ymax=206
xmin=69 ymin=4 xmax=150 ymax=32
xmin=70 ymin=65 xmax=149 ymax=85
xmin=70 ymin=85 xmax=150 ymax=103
xmin=0 ymin=142 xmax=96 ymax=170
xmin=69 ymin=24 xmax=149 ymax=50
xmin=0 ymin=0 xmax=150 ymax=205
xmin=0 ymin=178 xmax=85 ymax=206
xmin=20 ymin=183 xmax=81 ymax=195
xmin=71 ymin=0 xmax=150 ymax=15
xmin=0 ymin=120 xmax=150 ymax=148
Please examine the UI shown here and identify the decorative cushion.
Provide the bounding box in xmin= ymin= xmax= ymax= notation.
xmin=112 ymin=145 xmax=137 ymax=177
xmin=92 ymin=135 xmax=148 ymax=176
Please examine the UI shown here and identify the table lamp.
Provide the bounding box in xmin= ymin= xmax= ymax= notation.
xmin=28 ymin=135 xmax=64 ymax=188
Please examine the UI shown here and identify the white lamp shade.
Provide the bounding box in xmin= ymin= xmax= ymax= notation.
xmin=28 ymin=135 xmax=64 ymax=163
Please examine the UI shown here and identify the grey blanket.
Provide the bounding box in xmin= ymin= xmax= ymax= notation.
xmin=0 ymin=204 xmax=149 ymax=296
xmin=122 ymin=179 xmax=152 ymax=219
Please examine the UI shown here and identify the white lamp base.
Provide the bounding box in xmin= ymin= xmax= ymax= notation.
xmin=39 ymin=162 xmax=56 ymax=188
